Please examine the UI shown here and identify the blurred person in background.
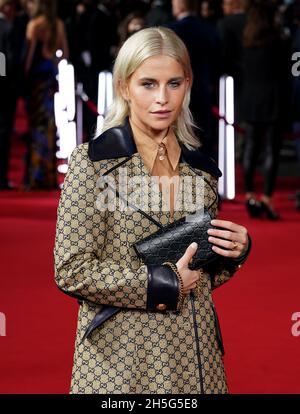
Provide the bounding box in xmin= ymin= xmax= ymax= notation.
xmin=218 ymin=0 xmax=247 ymax=81
xmin=222 ymin=0 xmax=244 ymax=16
xmin=241 ymin=0 xmax=290 ymax=220
xmin=118 ymin=0 xmax=150 ymax=18
xmin=65 ymin=0 xmax=97 ymax=83
xmin=23 ymin=0 xmax=68 ymax=190
xmin=88 ymin=0 xmax=118 ymax=75
xmin=0 ymin=0 xmax=16 ymax=190
xmin=169 ymin=0 xmax=221 ymax=158
xmin=199 ymin=0 xmax=223 ymax=26
xmin=22 ymin=0 xmax=36 ymax=17
xmin=217 ymin=0 xmax=247 ymax=163
xmin=290 ymin=0 xmax=300 ymax=211
xmin=117 ymin=11 xmax=146 ymax=48
xmin=86 ymin=0 xmax=118 ymax=136
xmin=11 ymin=1 xmax=30 ymax=100
xmin=65 ymin=0 xmax=100 ymax=139
xmin=0 ymin=0 xmax=28 ymax=190
xmin=146 ymin=0 xmax=172 ymax=27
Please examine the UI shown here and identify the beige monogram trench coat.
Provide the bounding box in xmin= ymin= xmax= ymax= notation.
xmin=54 ymin=124 xmax=248 ymax=394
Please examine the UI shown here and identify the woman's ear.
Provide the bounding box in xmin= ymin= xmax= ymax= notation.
xmin=119 ymin=80 xmax=130 ymax=101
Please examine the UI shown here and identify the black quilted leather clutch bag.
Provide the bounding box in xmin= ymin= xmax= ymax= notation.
xmin=104 ymin=182 xmax=219 ymax=270
xmin=132 ymin=209 xmax=219 ymax=270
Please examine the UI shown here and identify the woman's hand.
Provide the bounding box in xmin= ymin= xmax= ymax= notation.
xmin=176 ymin=243 xmax=202 ymax=295
xmin=207 ymin=219 xmax=249 ymax=259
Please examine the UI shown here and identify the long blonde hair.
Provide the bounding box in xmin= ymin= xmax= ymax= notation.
xmin=99 ymin=26 xmax=201 ymax=150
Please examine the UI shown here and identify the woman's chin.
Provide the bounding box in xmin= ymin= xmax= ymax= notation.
xmin=146 ymin=118 xmax=173 ymax=131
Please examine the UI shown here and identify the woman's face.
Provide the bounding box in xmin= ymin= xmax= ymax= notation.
xmin=127 ymin=17 xmax=145 ymax=35
xmin=25 ymin=0 xmax=38 ymax=17
xmin=201 ymin=2 xmax=213 ymax=19
xmin=121 ymin=54 xmax=189 ymax=137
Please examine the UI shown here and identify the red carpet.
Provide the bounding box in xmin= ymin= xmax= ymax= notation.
xmin=215 ymin=192 xmax=300 ymax=394
xmin=0 ymin=106 xmax=300 ymax=393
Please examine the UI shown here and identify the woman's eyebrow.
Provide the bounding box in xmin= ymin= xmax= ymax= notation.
xmin=139 ymin=76 xmax=185 ymax=82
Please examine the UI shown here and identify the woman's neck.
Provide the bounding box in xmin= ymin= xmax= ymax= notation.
xmin=129 ymin=117 xmax=169 ymax=144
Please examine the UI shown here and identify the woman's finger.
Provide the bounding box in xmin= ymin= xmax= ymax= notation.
xmin=208 ymin=228 xmax=248 ymax=246
xmin=208 ymin=228 xmax=236 ymax=241
xmin=208 ymin=222 xmax=248 ymax=247
xmin=208 ymin=236 xmax=239 ymax=251
xmin=212 ymin=244 xmax=242 ymax=258
xmin=211 ymin=219 xmax=247 ymax=235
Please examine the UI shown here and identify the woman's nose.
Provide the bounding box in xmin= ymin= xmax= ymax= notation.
xmin=155 ymin=87 xmax=168 ymax=105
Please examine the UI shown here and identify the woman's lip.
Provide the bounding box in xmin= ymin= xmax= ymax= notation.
xmin=150 ymin=111 xmax=172 ymax=118
xmin=151 ymin=111 xmax=171 ymax=114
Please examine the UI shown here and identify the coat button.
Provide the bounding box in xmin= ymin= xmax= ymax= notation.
xmin=156 ymin=304 xmax=167 ymax=311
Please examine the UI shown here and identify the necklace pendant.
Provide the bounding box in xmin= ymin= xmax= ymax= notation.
xmin=158 ymin=142 xmax=166 ymax=161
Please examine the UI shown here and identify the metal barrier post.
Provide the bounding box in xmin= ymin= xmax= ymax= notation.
xmin=76 ymin=82 xmax=83 ymax=145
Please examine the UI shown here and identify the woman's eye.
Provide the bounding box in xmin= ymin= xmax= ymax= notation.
xmin=141 ymin=81 xmax=181 ymax=89
xmin=169 ymin=82 xmax=180 ymax=88
xmin=142 ymin=82 xmax=154 ymax=89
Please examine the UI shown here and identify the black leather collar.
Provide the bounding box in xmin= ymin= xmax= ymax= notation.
xmin=88 ymin=118 xmax=222 ymax=178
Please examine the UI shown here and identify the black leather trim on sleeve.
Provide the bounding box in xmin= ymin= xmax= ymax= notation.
xmin=209 ymin=233 xmax=252 ymax=277
xmin=57 ymin=285 xmax=85 ymax=305
xmin=236 ymin=233 xmax=252 ymax=262
xmin=146 ymin=264 xmax=179 ymax=312
xmin=81 ymin=306 xmax=121 ymax=344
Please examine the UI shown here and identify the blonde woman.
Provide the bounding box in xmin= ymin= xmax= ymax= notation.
xmin=54 ymin=27 xmax=251 ymax=394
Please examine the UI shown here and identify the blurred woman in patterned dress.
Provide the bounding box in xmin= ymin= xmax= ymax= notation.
xmin=23 ymin=0 xmax=68 ymax=189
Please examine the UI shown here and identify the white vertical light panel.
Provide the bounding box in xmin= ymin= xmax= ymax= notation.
xmin=225 ymin=76 xmax=235 ymax=200
xmin=218 ymin=76 xmax=226 ymax=197
xmin=65 ymin=65 xmax=75 ymax=121
xmin=98 ymin=71 xmax=106 ymax=115
xmin=106 ymin=71 xmax=113 ymax=107
xmin=57 ymin=121 xmax=77 ymax=162
xmin=97 ymin=70 xmax=113 ymax=134
xmin=0 ymin=51 xmax=6 ymax=76
xmin=218 ymin=75 xmax=235 ymax=200
xmin=54 ymin=58 xmax=77 ymax=175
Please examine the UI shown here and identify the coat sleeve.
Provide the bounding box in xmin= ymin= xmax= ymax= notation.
xmin=54 ymin=145 xmax=180 ymax=311
xmin=204 ymin=173 xmax=251 ymax=290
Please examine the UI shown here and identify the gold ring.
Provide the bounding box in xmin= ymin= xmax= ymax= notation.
xmin=232 ymin=241 xmax=238 ymax=250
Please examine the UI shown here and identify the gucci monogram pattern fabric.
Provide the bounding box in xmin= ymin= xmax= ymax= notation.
xmin=54 ymin=143 xmax=240 ymax=394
